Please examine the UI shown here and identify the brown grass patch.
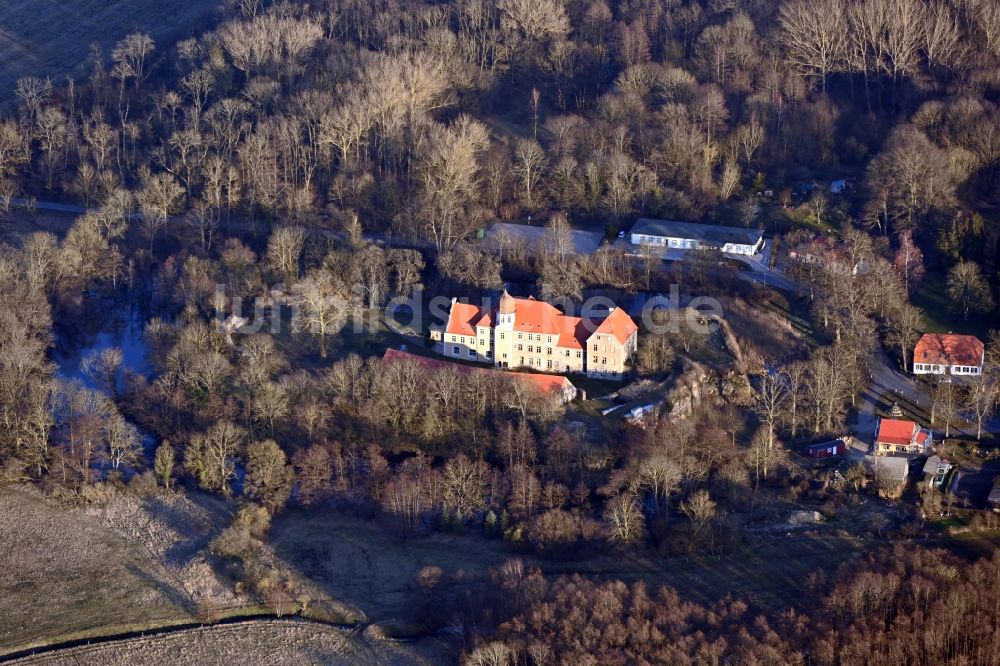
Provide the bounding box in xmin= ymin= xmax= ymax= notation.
xmin=0 ymin=485 xmax=241 ymax=655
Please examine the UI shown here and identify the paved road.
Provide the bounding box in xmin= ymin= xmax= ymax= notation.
xmin=852 ymin=347 xmax=923 ymax=442
xmin=852 ymin=346 xmax=1000 ymax=441
xmin=738 ymin=260 xmax=797 ymax=292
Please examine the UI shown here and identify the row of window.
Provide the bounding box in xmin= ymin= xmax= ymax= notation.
xmin=914 ymin=363 xmax=981 ymax=374
xmin=635 ymin=234 xmax=700 ymax=249
xmin=450 ymin=334 xmax=494 ymax=348
xmin=448 ymin=341 xmax=596 ymax=363
xmin=449 ymin=338 xmax=589 ymax=360
xmin=449 ymin=344 xmax=615 ymax=372
xmin=451 ymin=332 xmax=626 ymax=353
xmin=468 ymin=331 xmax=562 ymax=344
xmin=452 ymin=346 xmax=492 ymax=360
xmin=519 ymin=356 xmax=560 ymax=369
xmin=513 ymin=343 xmax=582 ymax=358
xmin=497 ymin=332 xmax=557 ymax=342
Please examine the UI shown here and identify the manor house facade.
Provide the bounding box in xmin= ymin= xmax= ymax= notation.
xmin=430 ymin=290 xmax=638 ymax=379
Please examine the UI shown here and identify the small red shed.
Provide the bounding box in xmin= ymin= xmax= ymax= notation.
xmin=806 ymin=440 xmax=846 ymax=459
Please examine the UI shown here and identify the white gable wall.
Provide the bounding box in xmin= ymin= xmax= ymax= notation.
xmin=631 ymin=233 xmax=761 ymax=255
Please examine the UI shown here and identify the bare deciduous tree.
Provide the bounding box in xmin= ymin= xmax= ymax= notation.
xmin=603 ymin=493 xmax=646 ymax=543
xmin=291 ymin=268 xmax=348 ymax=358
xmin=947 ymin=260 xmax=993 ymax=320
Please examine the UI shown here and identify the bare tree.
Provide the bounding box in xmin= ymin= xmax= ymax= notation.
xmin=866 ymin=125 xmax=959 ymax=234
xmin=514 ymin=139 xmax=546 ymax=209
xmin=923 ymin=1 xmax=966 ymax=74
xmin=947 ymin=261 xmax=993 ymax=320
xmin=292 ymin=269 xmax=348 ymax=358
xmin=266 ymin=226 xmax=306 ymax=284
xmin=104 ymin=412 xmax=141 ymax=470
xmin=884 ymin=303 xmax=922 ymax=371
xmin=245 ymin=439 xmax=294 ymax=510
xmin=111 ymin=32 xmax=155 ymax=90
xmin=185 ymin=420 xmax=245 ymax=495
xmin=0 ymin=120 xmax=29 ymax=178
xmin=748 ymin=426 xmax=785 ymax=485
xmin=352 ymin=243 xmax=391 ymax=308
xmin=718 ymin=159 xmax=740 ymax=200
xmin=81 ymin=347 xmax=124 ymax=397
xmin=416 ymin=116 xmax=489 ymax=251
xmin=498 ymin=0 xmax=570 ymax=47
xmin=680 ymin=489 xmax=717 ymax=545
xmin=893 ymin=230 xmax=925 ymax=293
xmin=154 ymin=442 xmax=175 ymax=488
xmin=752 ymin=371 xmax=788 ymax=453
xmin=603 ymin=493 xmax=646 ymax=543
xmin=14 ymin=77 xmax=52 ymax=120
xmin=964 ymin=372 xmax=997 ymax=441
xmin=137 ymin=171 xmax=184 ymax=249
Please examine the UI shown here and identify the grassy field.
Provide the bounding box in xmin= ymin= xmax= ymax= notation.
xmin=0 ymin=485 xmax=246 ymax=657
xmin=0 ymin=209 xmax=79 ymax=241
xmin=270 ymin=508 xmax=872 ymax=622
xmin=270 ymin=307 xmax=424 ymax=372
xmin=269 ymin=509 xmax=514 ymax=628
xmin=0 ymin=0 xmax=224 ymax=98
xmin=912 ymin=272 xmax=1000 ymax=339
xmin=8 ymin=619 xmax=447 ymax=665
xmin=4 ymin=484 xmax=997 ymax=659
xmin=0 ymin=486 xmax=192 ymax=654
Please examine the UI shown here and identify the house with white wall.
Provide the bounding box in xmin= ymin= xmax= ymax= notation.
xmin=912 ymin=333 xmax=984 ymax=376
xmin=628 ymin=218 xmax=764 ymax=256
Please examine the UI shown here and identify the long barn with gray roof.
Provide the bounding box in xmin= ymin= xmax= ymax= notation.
xmin=628 ymin=218 xmax=764 ymax=255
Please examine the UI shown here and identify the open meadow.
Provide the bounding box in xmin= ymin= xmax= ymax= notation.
xmin=0 ymin=485 xmax=240 ymax=656
xmin=0 ymin=0 xmax=223 ymax=97
xmin=0 ymin=483 xmax=874 ymax=656
xmin=270 ymin=507 xmax=873 ymax=623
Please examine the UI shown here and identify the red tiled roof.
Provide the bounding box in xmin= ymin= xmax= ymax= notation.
xmin=518 ymin=373 xmax=573 ymax=394
xmin=501 ymin=294 xmax=584 ymax=349
xmin=445 ymin=302 xmax=487 ymax=337
xmin=382 ymin=349 xmax=574 ymax=397
xmin=591 ymin=307 xmax=639 ymax=345
xmin=876 ymin=418 xmax=918 ymax=446
xmin=914 ymin=334 xmax=984 ymax=368
xmin=509 ymin=297 xmax=569 ymax=335
xmin=445 ymin=293 xmax=636 ymax=351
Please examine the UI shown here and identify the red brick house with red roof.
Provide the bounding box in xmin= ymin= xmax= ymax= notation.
xmin=912 ymin=333 xmax=984 ymax=376
xmin=875 ymin=418 xmax=932 ymax=455
xmin=430 ymin=290 xmax=638 ymax=379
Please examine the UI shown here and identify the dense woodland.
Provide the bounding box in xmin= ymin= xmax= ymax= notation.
xmin=1 ymin=0 xmax=1000 ymax=661
xmin=466 ymin=546 xmax=1000 ymax=664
